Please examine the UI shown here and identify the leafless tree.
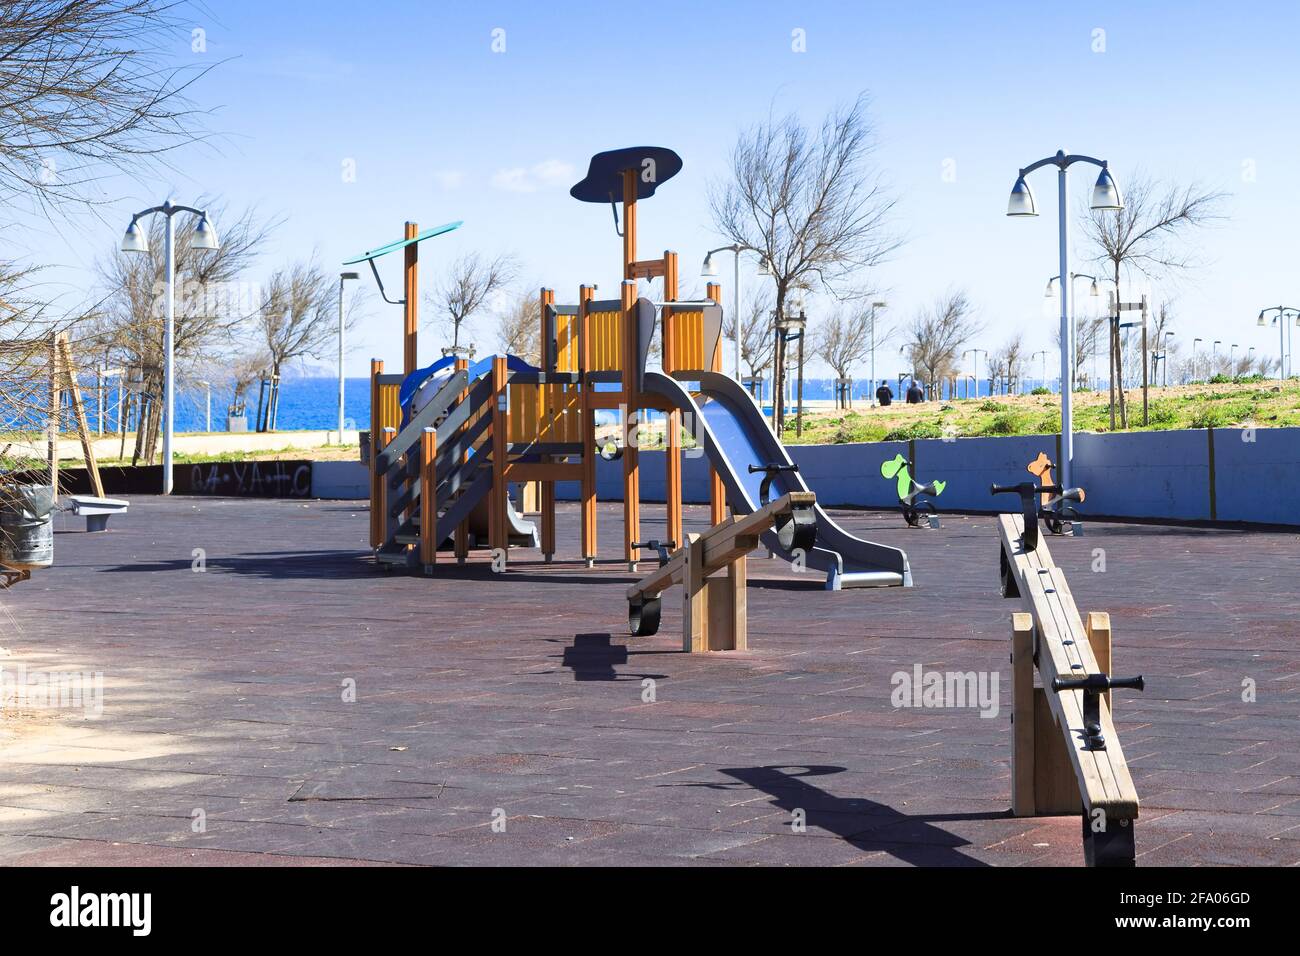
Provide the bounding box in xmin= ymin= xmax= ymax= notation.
xmin=989 ymin=333 xmax=1025 ymax=395
xmin=721 ymin=287 xmax=776 ymax=386
xmin=710 ymin=93 xmax=901 ymax=427
xmin=815 ymin=300 xmax=888 ymax=404
xmin=1054 ymin=313 xmax=1107 ymax=387
xmin=1084 ymin=173 xmax=1226 ymax=426
xmin=495 ymin=290 xmax=540 ymax=365
xmin=0 ymin=0 xmax=211 ymax=213
xmin=89 ymin=203 xmax=273 ymax=461
xmin=254 ymin=259 xmax=362 ymax=428
xmin=429 ymin=252 xmax=518 ymax=352
xmin=900 ymin=289 xmax=981 ymax=397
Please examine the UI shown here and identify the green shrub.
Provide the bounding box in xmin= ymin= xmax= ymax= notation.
xmin=1031 ymin=386 xmax=1051 ymax=396
xmin=978 ymin=399 xmax=1000 ymax=412
xmin=882 ymin=420 xmax=945 ymax=442
xmin=1190 ymin=407 xmax=1225 ymax=428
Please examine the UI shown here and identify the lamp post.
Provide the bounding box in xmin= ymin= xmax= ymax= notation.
xmin=702 ymin=245 xmax=771 ymax=384
xmin=963 ymin=348 xmax=988 ymax=399
xmin=120 ymin=201 xmax=220 ymax=494
xmin=865 ymin=300 xmax=888 ymax=405
xmin=197 ymin=380 xmax=212 ymax=432
xmin=1257 ymin=306 xmax=1298 ymax=383
xmin=1212 ymin=339 xmax=1221 ymax=377
xmin=1008 ymin=150 xmax=1123 ymax=492
xmin=338 ymin=271 xmax=359 ymax=439
xmin=1192 ymin=337 xmax=1202 ymax=383
xmin=1030 ymin=350 xmax=1049 ymax=391
xmin=776 ymin=308 xmax=808 ymax=436
xmin=1161 ymin=331 xmax=1174 ymax=387
xmin=1046 ymin=272 xmax=1101 ymax=389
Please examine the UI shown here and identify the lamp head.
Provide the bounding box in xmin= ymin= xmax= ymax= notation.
xmin=120 ymin=219 xmax=149 ymax=254
xmin=1007 ymin=175 xmax=1037 ymax=217
xmin=191 ymin=215 xmax=220 ymax=251
xmin=700 ymin=253 xmax=717 ymax=277
xmin=1089 ymin=279 xmax=1100 ymax=297
xmin=341 ymin=271 xmax=359 ymax=281
xmin=1090 ymin=166 xmax=1123 ymax=210
xmin=757 ymin=258 xmax=772 ymax=277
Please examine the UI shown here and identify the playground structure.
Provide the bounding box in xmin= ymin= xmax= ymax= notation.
xmin=1 ymin=333 xmax=118 ymax=586
xmin=360 ymin=147 xmax=911 ymax=589
xmin=880 ymin=453 xmax=945 ymax=528
xmin=992 ymin=479 xmax=1144 ymax=867
xmin=626 ymin=490 xmax=818 ymax=652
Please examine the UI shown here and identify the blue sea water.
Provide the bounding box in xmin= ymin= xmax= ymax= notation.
xmin=71 ymin=374 xmax=1076 ymax=433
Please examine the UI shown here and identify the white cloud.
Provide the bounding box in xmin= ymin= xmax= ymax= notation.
xmin=490 ymin=159 xmax=575 ymax=193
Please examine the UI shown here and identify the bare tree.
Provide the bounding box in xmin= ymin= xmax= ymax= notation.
xmin=1054 ymin=313 xmax=1107 ymax=387
xmin=495 ymin=290 xmax=540 ymax=364
xmin=815 ymin=301 xmax=886 ymax=403
xmin=710 ymin=93 xmax=901 ymax=427
xmin=90 ymin=203 xmax=273 ymax=461
xmin=1084 ymin=173 xmax=1226 ymax=426
xmin=900 ymin=289 xmax=981 ymax=397
xmin=0 ymin=0 xmax=210 ymax=212
xmin=429 ymin=252 xmax=518 ymax=352
xmin=989 ymin=333 xmax=1025 ymax=395
xmin=721 ymin=287 xmax=776 ymax=387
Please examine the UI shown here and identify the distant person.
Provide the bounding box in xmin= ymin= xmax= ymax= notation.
xmin=906 ymin=381 xmax=925 ymax=404
xmin=875 ymin=380 xmax=893 ymax=406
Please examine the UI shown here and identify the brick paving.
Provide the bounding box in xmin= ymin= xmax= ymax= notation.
xmin=0 ymin=497 xmax=1296 ymax=866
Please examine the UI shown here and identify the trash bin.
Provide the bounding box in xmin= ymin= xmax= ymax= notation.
xmin=0 ymin=483 xmax=55 ymax=569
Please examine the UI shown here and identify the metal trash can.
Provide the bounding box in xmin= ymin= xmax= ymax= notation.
xmin=0 ymin=483 xmax=55 ymax=570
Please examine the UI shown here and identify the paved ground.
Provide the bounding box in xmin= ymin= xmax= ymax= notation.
xmin=0 ymin=497 xmax=1297 ymax=866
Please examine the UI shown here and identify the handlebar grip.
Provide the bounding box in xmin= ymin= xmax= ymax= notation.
xmin=748 ymin=463 xmax=799 ymax=474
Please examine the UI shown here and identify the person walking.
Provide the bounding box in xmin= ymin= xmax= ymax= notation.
xmin=875 ymin=380 xmax=894 ymax=407
xmin=906 ymin=380 xmax=925 ymax=404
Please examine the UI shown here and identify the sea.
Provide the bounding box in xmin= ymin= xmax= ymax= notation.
xmin=65 ymin=374 xmax=1070 ymax=433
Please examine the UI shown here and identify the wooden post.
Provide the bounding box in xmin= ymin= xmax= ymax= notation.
xmin=621 ymin=279 xmax=640 ymax=571
xmin=56 ymin=335 xmax=104 ymax=498
xmin=707 ymin=282 xmax=726 ymax=525
xmin=1011 ymin=611 xmax=1036 ymax=816
xmin=490 ymin=356 xmax=508 ymax=559
xmin=1087 ymin=611 xmax=1113 ymax=712
xmin=578 ymin=285 xmax=596 ymax=566
xmin=662 ymin=252 xmax=683 ymax=551
xmin=48 ymin=333 xmax=60 ymax=493
xmin=454 ymin=358 xmax=470 ymax=564
xmin=682 ymin=533 xmax=707 ymax=653
xmin=403 ymin=221 xmax=419 ymax=376
xmin=539 ymin=287 xmax=557 ymax=562
xmin=419 ymin=427 xmax=436 ymax=570
xmin=377 ymin=426 xmax=395 ymax=548
xmin=368 ymin=359 xmax=383 ymax=548
xmin=622 ymin=169 xmax=637 ymax=280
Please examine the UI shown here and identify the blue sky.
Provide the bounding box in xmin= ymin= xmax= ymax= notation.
xmin=12 ymin=0 xmax=1300 ymax=377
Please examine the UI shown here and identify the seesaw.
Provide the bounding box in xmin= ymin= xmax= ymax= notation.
xmin=992 ymin=479 xmax=1145 ymax=867
xmin=1027 ymin=452 xmax=1084 ymax=535
xmin=880 ymin=453 xmax=945 ymax=528
xmin=626 ymin=490 xmax=817 ymax=653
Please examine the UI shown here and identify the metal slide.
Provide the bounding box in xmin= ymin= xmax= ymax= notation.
xmin=643 ymin=370 xmax=911 ymax=590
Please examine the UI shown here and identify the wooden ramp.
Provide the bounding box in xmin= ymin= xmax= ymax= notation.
xmin=998 ymin=511 xmax=1144 ymax=867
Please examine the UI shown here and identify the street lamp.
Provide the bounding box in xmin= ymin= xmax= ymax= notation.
xmin=1161 ymin=331 xmax=1175 ymax=387
xmin=339 ymin=271 xmax=360 ymax=439
xmin=120 ymin=200 xmax=220 ymax=494
xmin=867 ymin=301 xmax=887 ymax=405
xmin=1008 ymin=150 xmax=1122 ymax=492
xmin=963 ymin=348 xmax=988 ymax=399
xmin=1192 ymin=337 xmax=1202 ymax=383
xmin=1030 ymin=350 xmax=1049 ymax=391
xmin=776 ymin=308 xmax=808 ymax=436
xmin=1257 ymin=306 xmax=1298 ymax=383
xmin=702 ymin=245 xmax=770 ymax=385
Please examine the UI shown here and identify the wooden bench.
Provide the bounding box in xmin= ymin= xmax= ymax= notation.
xmin=626 ymin=491 xmax=817 ymax=652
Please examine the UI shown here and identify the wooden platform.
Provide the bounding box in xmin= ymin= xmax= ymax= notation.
xmin=0 ymin=497 xmax=1297 ymax=866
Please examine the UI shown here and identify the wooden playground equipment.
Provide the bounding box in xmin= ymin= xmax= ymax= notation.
xmin=358 ymin=148 xmax=747 ymax=574
xmin=1 ymin=332 xmax=110 ymax=587
xmin=625 ymin=489 xmax=818 ymax=652
xmin=359 ymin=146 xmax=910 ymax=588
xmin=992 ymin=478 xmax=1145 ymax=867
xmin=1027 ymin=451 xmax=1084 ymax=535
